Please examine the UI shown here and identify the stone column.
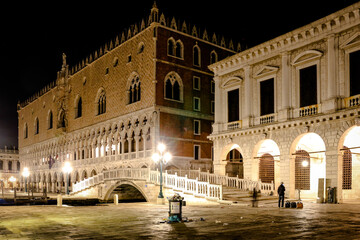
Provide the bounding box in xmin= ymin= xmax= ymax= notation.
xmin=323 ymin=34 xmax=339 ymax=112
xmin=279 ymin=52 xmax=291 ymax=121
xmin=213 ymin=76 xmax=223 ymax=134
xmin=142 ymin=134 xmax=147 ymax=154
xmin=134 ymin=136 xmax=140 ymax=158
xmin=243 ymin=66 xmax=253 ymax=128
xmin=128 ymin=138 xmax=133 ymax=154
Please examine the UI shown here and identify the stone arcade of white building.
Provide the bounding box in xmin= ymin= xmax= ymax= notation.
xmin=209 ymin=3 xmax=360 ymax=202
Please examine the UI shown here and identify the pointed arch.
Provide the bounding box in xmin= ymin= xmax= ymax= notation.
xmin=47 ymin=110 xmax=53 ymax=129
xmin=95 ymin=87 xmax=106 ymax=115
xmin=24 ymin=122 xmax=28 ymax=139
xmin=210 ymin=50 xmax=218 ymax=64
xmin=74 ymin=95 xmax=82 ymax=118
xmin=193 ymin=44 xmax=201 ymax=66
xmin=127 ymin=72 xmax=141 ymax=104
xmin=167 ymin=37 xmax=175 ymax=56
xmin=34 ymin=117 xmax=39 ymax=135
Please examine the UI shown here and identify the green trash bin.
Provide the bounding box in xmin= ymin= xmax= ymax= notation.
xmin=168 ymin=194 xmax=186 ymax=222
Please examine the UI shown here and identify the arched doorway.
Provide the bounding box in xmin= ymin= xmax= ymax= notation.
xmin=338 ymin=126 xmax=360 ymax=201
xmin=225 ymin=148 xmax=243 ymax=178
xmin=290 ymin=133 xmax=326 ymax=200
xmin=253 ymin=139 xmax=280 ymax=188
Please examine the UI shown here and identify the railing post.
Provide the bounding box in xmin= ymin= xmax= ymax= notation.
xmin=185 ymin=175 xmax=188 ymax=191
xmin=195 ymin=177 xmax=198 ymax=194
xmin=220 ymin=184 xmax=223 ymax=200
xmin=174 ymin=172 xmax=178 ymax=188
xmin=207 ymin=170 xmax=210 ymax=183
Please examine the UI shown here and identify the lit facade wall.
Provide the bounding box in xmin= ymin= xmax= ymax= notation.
xmin=209 ymin=3 xmax=360 ymax=202
xmin=17 ymin=4 xmax=235 ymax=194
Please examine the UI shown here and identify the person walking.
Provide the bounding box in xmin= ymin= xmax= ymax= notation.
xmin=278 ymin=182 xmax=285 ymax=208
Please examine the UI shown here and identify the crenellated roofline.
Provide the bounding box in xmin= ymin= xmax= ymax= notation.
xmin=209 ymin=2 xmax=360 ymax=76
xmin=19 ymin=2 xmax=241 ymax=109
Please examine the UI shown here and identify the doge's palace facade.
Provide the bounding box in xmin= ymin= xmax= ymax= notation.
xmin=209 ymin=3 xmax=360 ymax=202
xmin=17 ymin=3 xmax=236 ymax=193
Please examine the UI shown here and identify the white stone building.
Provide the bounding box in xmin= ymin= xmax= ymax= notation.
xmin=0 ymin=147 xmax=20 ymax=188
xmin=209 ymin=3 xmax=360 ymax=202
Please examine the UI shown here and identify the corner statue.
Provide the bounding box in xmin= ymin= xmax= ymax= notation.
xmin=277 ymin=182 xmax=285 ymax=208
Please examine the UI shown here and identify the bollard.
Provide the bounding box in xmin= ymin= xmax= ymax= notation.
xmin=57 ymin=194 xmax=63 ymax=207
xmin=114 ymin=194 xmax=119 ymax=205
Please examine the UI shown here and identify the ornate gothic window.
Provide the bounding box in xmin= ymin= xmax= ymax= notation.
xmin=193 ymin=45 xmax=201 ymax=66
xmin=96 ymin=89 xmax=106 ymax=115
xmin=168 ymin=38 xmax=183 ymax=59
xmin=164 ymin=72 xmax=183 ymax=102
xmin=128 ymin=75 xmax=141 ymax=104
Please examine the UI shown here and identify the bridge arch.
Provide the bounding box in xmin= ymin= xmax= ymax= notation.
xmin=103 ymin=180 xmax=149 ymax=202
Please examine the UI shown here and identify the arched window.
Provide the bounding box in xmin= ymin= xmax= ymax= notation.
xmin=128 ymin=74 xmax=141 ymax=104
xmin=168 ymin=38 xmax=175 ymax=56
xmin=164 ymin=72 xmax=183 ymax=102
xmin=24 ymin=123 xmax=28 ymax=139
xmin=210 ymin=51 xmax=218 ymax=64
xmin=175 ymin=40 xmax=183 ymax=58
xmin=75 ymin=97 xmax=82 ymax=118
xmin=193 ymin=45 xmax=201 ymax=66
xmin=34 ymin=117 xmax=39 ymax=135
xmin=48 ymin=111 xmax=53 ymax=129
xmin=0 ymin=160 xmax=3 ymax=170
xmin=96 ymin=89 xmax=106 ymax=115
xmin=8 ymin=161 xmax=12 ymax=171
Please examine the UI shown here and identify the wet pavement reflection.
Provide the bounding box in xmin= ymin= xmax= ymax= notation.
xmin=0 ymin=202 xmax=359 ymax=239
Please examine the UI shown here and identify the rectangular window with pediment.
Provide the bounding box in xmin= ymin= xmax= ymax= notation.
xmin=300 ymin=65 xmax=317 ymax=107
xmin=227 ymin=89 xmax=239 ymax=122
xmin=260 ymin=78 xmax=274 ymax=115
xmin=350 ymin=50 xmax=360 ymax=96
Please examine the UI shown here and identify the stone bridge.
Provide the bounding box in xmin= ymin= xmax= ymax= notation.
xmin=70 ymin=168 xmax=274 ymax=203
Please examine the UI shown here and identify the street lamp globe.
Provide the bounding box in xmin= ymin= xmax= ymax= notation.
xmin=9 ymin=176 xmax=16 ymax=183
xmin=62 ymin=162 xmax=73 ymax=174
xmin=157 ymin=143 xmax=166 ymax=153
xmin=302 ymin=160 xmax=309 ymax=167
xmin=22 ymin=167 xmax=30 ymax=178
xmin=152 ymin=153 xmax=160 ymax=163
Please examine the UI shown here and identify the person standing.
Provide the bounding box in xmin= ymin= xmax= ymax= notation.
xmin=278 ymin=182 xmax=285 ymax=208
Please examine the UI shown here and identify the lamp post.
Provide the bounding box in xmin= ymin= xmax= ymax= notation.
xmin=9 ymin=176 xmax=16 ymax=203
xmin=62 ymin=162 xmax=73 ymax=195
xmin=22 ymin=167 xmax=30 ymax=193
xmin=152 ymin=143 xmax=172 ymax=200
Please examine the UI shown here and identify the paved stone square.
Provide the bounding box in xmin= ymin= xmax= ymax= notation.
xmin=0 ymin=201 xmax=359 ymax=239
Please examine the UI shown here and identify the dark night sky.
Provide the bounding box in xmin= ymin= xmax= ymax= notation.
xmin=1 ymin=0 xmax=358 ymax=148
